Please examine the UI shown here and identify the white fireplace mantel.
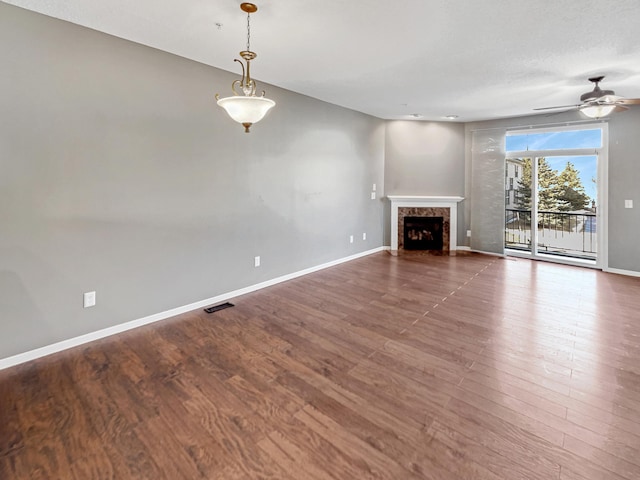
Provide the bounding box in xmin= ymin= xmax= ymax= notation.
xmin=388 ymin=196 xmax=464 ymax=251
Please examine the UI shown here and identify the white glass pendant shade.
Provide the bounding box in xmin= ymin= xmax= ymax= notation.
xmin=580 ymin=104 xmax=615 ymax=118
xmin=217 ymin=95 xmax=275 ymax=126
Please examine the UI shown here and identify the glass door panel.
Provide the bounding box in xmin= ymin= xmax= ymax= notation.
xmin=536 ymin=156 xmax=597 ymax=260
xmin=505 ymin=158 xmax=532 ymax=252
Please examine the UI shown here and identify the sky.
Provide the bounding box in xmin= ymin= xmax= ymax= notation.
xmin=506 ymin=129 xmax=600 ymax=202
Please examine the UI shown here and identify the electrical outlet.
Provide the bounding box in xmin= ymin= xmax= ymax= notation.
xmin=362 ymin=232 xmax=367 ymax=240
xmin=349 ymin=235 xmax=354 ymax=244
xmin=467 ymin=230 xmax=472 ymax=237
xmin=83 ymin=291 xmax=96 ymax=308
xmin=372 ymin=183 xmax=377 ymax=191
xmin=370 ymin=192 xmax=376 ymax=200
xmin=254 ymin=256 xmax=261 ymax=267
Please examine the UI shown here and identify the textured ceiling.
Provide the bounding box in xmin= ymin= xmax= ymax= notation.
xmin=5 ymin=0 xmax=640 ymax=122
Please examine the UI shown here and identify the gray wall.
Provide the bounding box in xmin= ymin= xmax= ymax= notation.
xmin=0 ymin=3 xmax=385 ymax=359
xmin=608 ymin=108 xmax=640 ymax=271
xmin=383 ymin=121 xmax=466 ymax=245
xmin=465 ymin=110 xmax=640 ymax=273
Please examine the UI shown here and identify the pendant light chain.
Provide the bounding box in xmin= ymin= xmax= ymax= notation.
xmin=246 ymin=11 xmax=251 ymax=52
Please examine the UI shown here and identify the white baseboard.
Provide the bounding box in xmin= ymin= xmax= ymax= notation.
xmin=469 ymin=249 xmax=506 ymax=257
xmin=604 ymin=267 xmax=640 ymax=278
xmin=0 ymin=247 xmax=386 ymax=370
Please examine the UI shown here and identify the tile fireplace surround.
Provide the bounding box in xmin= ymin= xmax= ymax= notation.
xmin=388 ymin=196 xmax=464 ymax=253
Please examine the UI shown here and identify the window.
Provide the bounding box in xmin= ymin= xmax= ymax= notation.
xmin=506 ymin=128 xmax=602 ymax=151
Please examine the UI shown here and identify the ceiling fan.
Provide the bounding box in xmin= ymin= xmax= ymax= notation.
xmin=534 ymin=76 xmax=640 ymax=118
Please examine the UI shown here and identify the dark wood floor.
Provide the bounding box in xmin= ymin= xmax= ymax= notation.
xmin=2 ymin=252 xmax=640 ymax=479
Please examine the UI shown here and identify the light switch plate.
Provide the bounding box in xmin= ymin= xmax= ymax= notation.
xmin=625 ymin=199 xmax=633 ymax=208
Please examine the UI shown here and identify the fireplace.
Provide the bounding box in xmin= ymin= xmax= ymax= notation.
xmin=388 ymin=196 xmax=464 ymax=254
xmin=403 ymin=216 xmax=444 ymax=250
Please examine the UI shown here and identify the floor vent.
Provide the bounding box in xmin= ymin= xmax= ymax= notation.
xmin=204 ymin=302 xmax=234 ymax=314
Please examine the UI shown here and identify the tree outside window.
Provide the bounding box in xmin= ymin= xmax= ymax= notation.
xmin=515 ymin=158 xmax=591 ymax=212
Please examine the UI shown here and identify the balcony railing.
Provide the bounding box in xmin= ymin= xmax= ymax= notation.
xmin=505 ymin=209 xmax=596 ymax=260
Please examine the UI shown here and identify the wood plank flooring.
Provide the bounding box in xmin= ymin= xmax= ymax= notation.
xmin=2 ymin=252 xmax=640 ymax=479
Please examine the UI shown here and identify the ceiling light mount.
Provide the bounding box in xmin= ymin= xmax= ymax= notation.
xmin=580 ymin=76 xmax=614 ymax=103
xmin=240 ymin=2 xmax=257 ymax=14
xmin=215 ymin=2 xmax=275 ymax=133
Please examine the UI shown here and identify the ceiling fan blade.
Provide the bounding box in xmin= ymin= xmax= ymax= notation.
xmin=618 ymin=98 xmax=640 ymax=105
xmin=543 ymin=109 xmax=576 ymax=117
xmin=533 ymin=104 xmax=581 ymax=111
xmin=614 ymin=105 xmax=630 ymax=113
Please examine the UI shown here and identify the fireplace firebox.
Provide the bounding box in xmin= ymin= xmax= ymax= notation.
xmin=403 ymin=216 xmax=444 ymax=251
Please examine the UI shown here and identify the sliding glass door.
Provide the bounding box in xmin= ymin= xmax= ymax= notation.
xmin=504 ymin=125 xmax=606 ymax=267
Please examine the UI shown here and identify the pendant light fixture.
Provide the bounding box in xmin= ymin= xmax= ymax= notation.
xmin=216 ymin=3 xmax=275 ymax=133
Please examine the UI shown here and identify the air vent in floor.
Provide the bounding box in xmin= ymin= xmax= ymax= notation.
xmin=204 ymin=302 xmax=234 ymax=314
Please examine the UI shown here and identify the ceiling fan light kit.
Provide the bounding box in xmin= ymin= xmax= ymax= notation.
xmin=580 ymin=104 xmax=616 ymax=119
xmin=215 ymin=3 xmax=275 ymax=133
xmin=535 ymin=76 xmax=639 ymax=119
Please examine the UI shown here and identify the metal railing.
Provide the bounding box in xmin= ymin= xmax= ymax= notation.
xmin=505 ymin=209 xmax=597 ymax=259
